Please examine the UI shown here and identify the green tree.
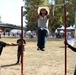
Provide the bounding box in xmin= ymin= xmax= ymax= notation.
xmin=23 ymin=0 xmax=76 ymax=33
xmin=49 ymin=1 xmax=64 ymax=32
xmin=55 ymin=0 xmax=76 ymax=26
xmin=23 ymin=0 xmax=49 ymax=31
xmin=49 ymin=0 xmax=76 ymax=32
xmin=65 ymin=0 xmax=76 ymax=26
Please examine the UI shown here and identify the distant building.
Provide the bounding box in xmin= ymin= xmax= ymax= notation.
xmin=0 ymin=22 xmax=26 ymax=32
xmin=0 ymin=16 xmax=25 ymax=32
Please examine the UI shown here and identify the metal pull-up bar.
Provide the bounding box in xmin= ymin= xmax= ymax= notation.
xmin=21 ymin=4 xmax=65 ymax=8
xmin=21 ymin=4 xmax=67 ymax=75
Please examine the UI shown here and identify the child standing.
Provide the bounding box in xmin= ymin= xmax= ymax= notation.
xmin=16 ymin=34 xmax=26 ymax=64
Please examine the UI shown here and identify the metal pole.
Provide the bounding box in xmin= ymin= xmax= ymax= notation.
xmin=21 ymin=6 xmax=24 ymax=75
xmin=75 ymin=11 xmax=76 ymax=39
xmin=22 ymin=4 xmax=64 ymax=8
xmin=64 ymin=4 xmax=67 ymax=75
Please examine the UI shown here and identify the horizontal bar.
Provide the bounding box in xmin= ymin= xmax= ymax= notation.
xmin=22 ymin=4 xmax=65 ymax=8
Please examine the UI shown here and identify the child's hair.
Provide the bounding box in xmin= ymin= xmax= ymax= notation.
xmin=39 ymin=9 xmax=48 ymax=16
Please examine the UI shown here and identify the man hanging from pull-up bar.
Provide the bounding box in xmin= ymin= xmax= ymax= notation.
xmin=32 ymin=6 xmax=52 ymax=51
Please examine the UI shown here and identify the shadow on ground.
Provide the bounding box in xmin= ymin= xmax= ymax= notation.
xmin=1 ymin=63 xmax=19 ymax=68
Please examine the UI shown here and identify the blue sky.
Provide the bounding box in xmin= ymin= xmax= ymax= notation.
xmin=0 ymin=0 xmax=25 ymax=26
xmin=0 ymin=0 xmax=53 ymax=26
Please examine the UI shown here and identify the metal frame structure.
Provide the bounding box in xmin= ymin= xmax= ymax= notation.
xmin=21 ymin=4 xmax=67 ymax=75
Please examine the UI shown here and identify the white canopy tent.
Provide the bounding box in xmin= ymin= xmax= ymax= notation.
xmin=57 ymin=26 xmax=64 ymax=30
xmin=10 ymin=29 xmax=25 ymax=34
xmin=66 ymin=26 xmax=75 ymax=30
xmin=57 ymin=26 xmax=75 ymax=30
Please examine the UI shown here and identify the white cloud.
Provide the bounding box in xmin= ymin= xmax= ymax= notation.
xmin=0 ymin=0 xmax=25 ymax=26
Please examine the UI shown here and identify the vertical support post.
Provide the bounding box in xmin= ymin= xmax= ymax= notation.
xmin=64 ymin=4 xmax=67 ymax=75
xmin=21 ymin=6 xmax=24 ymax=75
xmin=75 ymin=11 xmax=76 ymax=39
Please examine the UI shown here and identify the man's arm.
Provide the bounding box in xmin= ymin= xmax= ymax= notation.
xmin=68 ymin=44 xmax=76 ymax=52
xmin=47 ymin=15 xmax=50 ymax=19
xmin=32 ymin=11 xmax=39 ymax=19
xmin=32 ymin=5 xmax=39 ymax=19
xmin=6 ymin=43 xmax=12 ymax=46
xmin=6 ymin=43 xmax=19 ymax=46
xmin=64 ymin=40 xmax=76 ymax=52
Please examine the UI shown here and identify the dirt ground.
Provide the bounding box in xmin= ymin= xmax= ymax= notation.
xmin=0 ymin=38 xmax=76 ymax=75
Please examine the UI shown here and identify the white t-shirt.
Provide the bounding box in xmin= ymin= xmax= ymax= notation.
xmin=38 ymin=16 xmax=49 ymax=28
